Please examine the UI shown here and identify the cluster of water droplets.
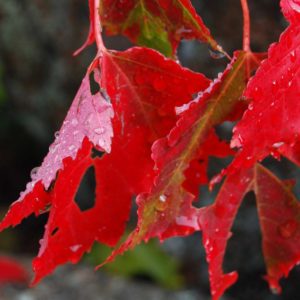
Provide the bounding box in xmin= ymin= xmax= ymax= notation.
xmin=20 ymin=77 xmax=114 ymax=197
xmin=175 ymin=73 xmax=223 ymax=115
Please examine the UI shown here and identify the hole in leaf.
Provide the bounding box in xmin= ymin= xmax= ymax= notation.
xmin=92 ymin=148 xmax=105 ymax=159
xmin=89 ymin=72 xmax=99 ymax=95
xmin=215 ymin=121 xmax=236 ymax=143
xmin=51 ymin=227 xmax=59 ymax=236
xmin=207 ymin=156 xmax=233 ymax=182
xmin=75 ymin=167 xmax=96 ymax=212
xmin=103 ymin=32 xmax=134 ymax=51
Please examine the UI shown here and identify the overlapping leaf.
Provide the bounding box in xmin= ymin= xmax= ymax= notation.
xmin=92 ymin=46 xmax=210 ymax=245
xmin=0 ymin=46 xmax=209 ymax=283
xmin=3 ymin=1 xmax=300 ymax=299
xmin=100 ymin=0 xmax=220 ymax=57
xmin=199 ymin=168 xmax=253 ymax=300
xmin=199 ymin=163 xmax=300 ymax=299
xmin=255 ymin=164 xmax=300 ymax=294
xmin=99 ymin=50 xmax=262 ymax=267
xmin=231 ymin=0 xmax=300 ymax=170
xmin=0 ymin=74 xmax=114 ymax=283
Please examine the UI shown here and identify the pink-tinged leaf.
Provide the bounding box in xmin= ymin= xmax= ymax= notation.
xmin=0 ymin=257 xmax=28 ymax=285
xmin=36 ymin=74 xmax=113 ymax=190
xmin=1 ymin=47 xmax=209 ymax=284
xmin=230 ymin=1 xmax=300 ymax=169
xmin=198 ymin=168 xmax=253 ymax=300
xmin=0 ymin=74 xmax=114 ymax=283
xmin=254 ymin=164 xmax=300 ymax=294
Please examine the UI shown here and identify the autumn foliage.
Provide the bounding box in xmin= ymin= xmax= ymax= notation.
xmin=2 ymin=0 xmax=300 ymax=299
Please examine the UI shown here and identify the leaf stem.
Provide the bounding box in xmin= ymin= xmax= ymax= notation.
xmin=94 ymin=0 xmax=105 ymax=54
xmin=240 ymin=0 xmax=251 ymax=52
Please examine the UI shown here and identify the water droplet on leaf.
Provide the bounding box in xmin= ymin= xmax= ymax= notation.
xmin=30 ymin=167 xmax=39 ymax=180
xmin=94 ymin=127 xmax=105 ymax=134
xmin=272 ymin=141 xmax=284 ymax=148
xmin=159 ymin=194 xmax=167 ymax=202
xmin=290 ymin=50 xmax=296 ymax=62
xmin=71 ymin=118 xmax=78 ymax=126
xmin=209 ymin=48 xmax=225 ymax=59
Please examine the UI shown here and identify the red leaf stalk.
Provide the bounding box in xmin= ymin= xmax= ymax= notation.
xmin=240 ymin=0 xmax=251 ymax=51
xmin=94 ymin=0 xmax=105 ymax=53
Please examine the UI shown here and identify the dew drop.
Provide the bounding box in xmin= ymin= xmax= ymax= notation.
xmin=237 ymin=134 xmax=244 ymax=145
xmin=68 ymin=145 xmax=76 ymax=151
xmin=248 ymin=103 xmax=254 ymax=111
xmin=98 ymin=139 xmax=105 ymax=148
xmin=271 ymin=80 xmax=277 ymax=93
xmin=155 ymin=195 xmax=168 ymax=212
xmin=278 ymin=220 xmax=297 ymax=239
xmin=70 ymin=244 xmax=82 ymax=252
xmin=272 ymin=141 xmax=284 ymax=148
xmin=54 ymin=131 xmax=60 ymax=139
xmin=209 ymin=48 xmax=225 ymax=59
xmin=71 ymin=118 xmax=79 ymax=126
xmin=30 ymin=167 xmax=39 ymax=180
xmin=49 ymin=144 xmax=58 ymax=154
xmin=290 ymin=50 xmax=296 ymax=62
xmin=26 ymin=182 xmax=34 ymax=190
xmin=253 ymin=86 xmax=260 ymax=96
xmin=94 ymin=127 xmax=105 ymax=134
xmin=159 ymin=194 xmax=167 ymax=202
xmin=270 ymin=286 xmax=280 ymax=295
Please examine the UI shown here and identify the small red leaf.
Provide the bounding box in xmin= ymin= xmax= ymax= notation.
xmin=231 ymin=1 xmax=300 ymax=169
xmin=255 ymin=164 xmax=300 ymax=294
xmin=198 ymin=168 xmax=253 ymax=300
xmin=100 ymin=0 xmax=220 ymax=56
xmin=0 ymin=257 xmax=28 ymax=285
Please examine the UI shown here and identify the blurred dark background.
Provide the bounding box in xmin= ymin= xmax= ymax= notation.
xmin=1 ymin=1 xmax=300 ymax=300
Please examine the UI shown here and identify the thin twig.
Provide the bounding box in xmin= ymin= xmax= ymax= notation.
xmin=94 ymin=0 xmax=105 ymax=54
xmin=240 ymin=0 xmax=251 ymax=52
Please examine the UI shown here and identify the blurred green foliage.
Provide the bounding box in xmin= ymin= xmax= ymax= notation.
xmin=86 ymin=239 xmax=184 ymax=289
